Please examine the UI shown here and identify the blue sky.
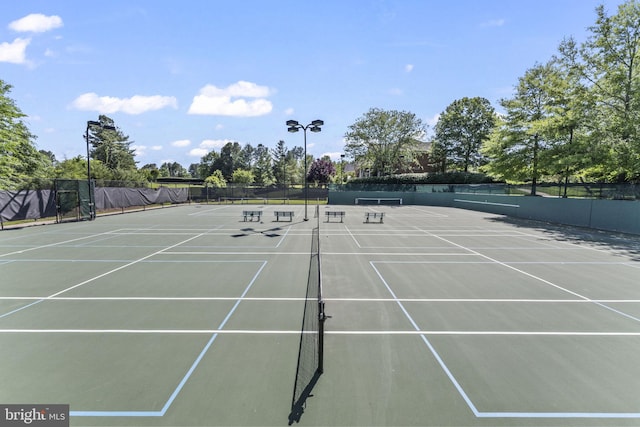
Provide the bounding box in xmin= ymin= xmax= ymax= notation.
xmin=0 ymin=0 xmax=626 ymax=169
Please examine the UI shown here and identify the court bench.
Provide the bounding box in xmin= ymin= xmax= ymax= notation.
xmin=242 ymin=210 xmax=263 ymax=221
xmin=325 ymin=211 xmax=345 ymax=222
xmin=274 ymin=211 xmax=294 ymax=222
xmin=365 ymin=212 xmax=384 ymax=223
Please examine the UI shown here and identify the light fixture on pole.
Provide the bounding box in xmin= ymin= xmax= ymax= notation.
xmin=287 ymin=119 xmax=323 ymax=221
xmin=85 ymin=120 xmax=116 ymax=220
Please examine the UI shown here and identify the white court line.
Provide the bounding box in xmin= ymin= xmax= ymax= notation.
xmin=159 ymin=251 xmax=310 ymax=255
xmin=328 ymin=331 xmax=640 ymax=336
xmin=414 ymin=226 xmax=640 ymax=324
xmin=405 ymin=206 xmax=449 ymax=217
xmin=1 ymin=329 xmax=638 ymax=336
xmin=0 ymin=229 xmax=218 ymax=319
xmin=344 ymin=224 xmax=362 ymax=248
xmin=324 ymin=298 xmax=640 ymax=303
xmin=188 ymin=205 xmax=233 ymax=216
xmin=369 ymin=260 xmax=480 ymax=415
xmin=0 ymin=296 xmax=306 ymax=301
xmin=275 ymin=224 xmax=292 ymax=248
xmin=0 ymin=329 xmax=299 ymax=334
xmin=322 ymin=252 xmax=481 ymax=256
xmin=0 ymin=229 xmax=120 ymax=258
xmin=1 ymin=297 xmax=639 ymax=303
xmin=368 ymin=234 xmax=640 ymax=420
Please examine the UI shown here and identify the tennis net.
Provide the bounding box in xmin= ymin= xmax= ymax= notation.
xmin=290 ymin=216 xmax=326 ymax=416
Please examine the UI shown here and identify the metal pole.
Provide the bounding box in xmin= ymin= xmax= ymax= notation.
xmin=304 ymin=128 xmax=308 ymax=221
xmin=282 ymin=154 xmax=286 ymax=203
xmin=85 ymin=122 xmax=94 ymax=220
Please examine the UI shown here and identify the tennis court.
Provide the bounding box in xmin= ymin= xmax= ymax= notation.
xmin=1 ymin=203 xmax=639 ymax=426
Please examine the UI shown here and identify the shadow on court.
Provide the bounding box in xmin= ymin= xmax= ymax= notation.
xmin=231 ymin=227 xmax=283 ymax=238
xmin=489 ymin=216 xmax=640 ymax=261
xmin=287 ymin=370 xmax=321 ymax=425
xmin=231 ymin=219 xmax=310 ymax=238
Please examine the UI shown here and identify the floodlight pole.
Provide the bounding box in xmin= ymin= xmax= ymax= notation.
xmin=281 ymin=154 xmax=286 ymax=202
xmin=287 ymin=119 xmax=323 ymax=221
xmin=85 ymin=120 xmax=116 ymax=220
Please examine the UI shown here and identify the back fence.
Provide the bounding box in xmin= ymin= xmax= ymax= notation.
xmin=0 ymin=180 xmax=189 ymax=227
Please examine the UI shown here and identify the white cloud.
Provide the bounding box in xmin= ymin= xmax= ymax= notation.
xmin=200 ymin=139 xmax=229 ymax=149
xmin=0 ymin=37 xmax=30 ymax=64
xmin=9 ymin=14 xmax=63 ymax=33
xmin=284 ymin=107 xmax=295 ymax=115
xmin=188 ymin=148 xmax=210 ymax=157
xmin=215 ymin=124 xmax=224 ymax=130
xmin=480 ymin=19 xmax=505 ymax=28
xmin=389 ymin=88 xmax=403 ymax=96
xmin=188 ymin=81 xmax=273 ymax=117
xmin=171 ymin=139 xmax=191 ymax=147
xmin=131 ymin=145 xmax=147 ymax=157
xmin=322 ymin=152 xmax=345 ymax=161
xmin=187 ymin=139 xmax=231 ymax=158
xmin=71 ymin=92 xmax=178 ymax=114
xmin=151 ymin=145 xmax=163 ymax=151
xmin=426 ymin=113 xmax=440 ymax=128
xmin=405 ymin=64 xmax=414 ymax=73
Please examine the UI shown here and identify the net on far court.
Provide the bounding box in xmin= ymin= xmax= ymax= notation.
xmin=289 ymin=217 xmax=326 ymax=422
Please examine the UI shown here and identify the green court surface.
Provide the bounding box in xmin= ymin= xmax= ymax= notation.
xmin=1 ymin=204 xmax=639 ymax=426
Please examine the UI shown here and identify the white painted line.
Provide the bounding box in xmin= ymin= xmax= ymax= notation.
xmin=0 ymin=230 xmax=118 ymax=258
xmin=1 ymin=329 xmax=637 ymax=336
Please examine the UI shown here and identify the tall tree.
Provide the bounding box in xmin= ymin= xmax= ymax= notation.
xmin=196 ymin=151 xmax=220 ymax=179
xmin=344 ymin=108 xmax=426 ymax=176
xmin=205 ymin=170 xmax=226 ymax=188
xmin=482 ymin=63 xmax=557 ymax=194
xmin=543 ymin=44 xmax=597 ymax=193
xmin=272 ymin=140 xmax=304 ymax=185
xmin=0 ymin=79 xmax=48 ymax=189
xmin=575 ymin=1 xmax=640 ymax=180
xmin=432 ymin=97 xmax=496 ymax=173
xmin=252 ymin=144 xmax=274 ymax=186
xmin=140 ymin=163 xmax=160 ymax=181
xmin=271 ymin=140 xmax=288 ymax=185
xmin=159 ymin=161 xmax=188 ymax=177
xmin=307 ymin=158 xmax=336 ymax=184
xmin=216 ymin=142 xmax=243 ymax=180
xmin=88 ymin=115 xmax=137 ymax=176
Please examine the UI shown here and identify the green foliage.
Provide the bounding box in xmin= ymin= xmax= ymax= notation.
xmin=231 ymin=169 xmax=254 ymax=185
xmin=53 ymin=156 xmax=88 ymax=179
xmin=0 ymin=79 xmax=50 ymax=190
xmin=481 ymin=62 xmax=561 ymax=194
xmin=205 ymin=170 xmax=227 ymax=188
xmin=344 ymin=108 xmax=426 ymax=176
xmin=252 ymin=144 xmax=275 ymax=186
xmin=89 ymin=115 xmax=137 ymax=173
xmin=159 ymin=161 xmax=188 ymax=177
xmin=432 ymin=97 xmax=496 ymax=173
xmin=556 ymin=0 xmax=640 ymax=181
xmin=218 ymin=142 xmax=244 ymax=180
xmin=348 ymin=172 xmax=494 ymax=185
xmin=140 ymin=163 xmax=160 ymax=181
